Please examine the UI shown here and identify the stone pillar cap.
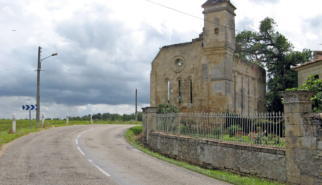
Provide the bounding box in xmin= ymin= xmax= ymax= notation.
xmin=278 ymin=91 xmax=316 ymax=103
xmin=142 ymin=107 xmax=158 ymax=113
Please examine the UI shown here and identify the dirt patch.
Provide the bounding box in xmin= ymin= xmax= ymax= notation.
xmin=132 ymin=133 xmax=142 ymax=143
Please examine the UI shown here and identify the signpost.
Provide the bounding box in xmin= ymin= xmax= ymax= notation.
xmin=22 ymin=105 xmax=37 ymax=129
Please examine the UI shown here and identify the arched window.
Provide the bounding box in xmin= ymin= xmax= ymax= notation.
xmin=190 ymin=79 xmax=193 ymax=103
xmin=178 ymin=80 xmax=182 ymax=103
xmin=257 ymin=100 xmax=263 ymax=113
xmin=168 ymin=80 xmax=170 ymax=103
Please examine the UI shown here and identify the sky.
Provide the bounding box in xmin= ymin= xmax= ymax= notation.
xmin=0 ymin=0 xmax=321 ymax=119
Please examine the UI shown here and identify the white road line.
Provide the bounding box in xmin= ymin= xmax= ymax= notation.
xmin=76 ymin=126 xmax=111 ymax=177
xmin=95 ymin=166 xmax=111 ymax=177
xmin=77 ymin=146 xmax=85 ymax=155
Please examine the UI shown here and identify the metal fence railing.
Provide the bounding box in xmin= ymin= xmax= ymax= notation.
xmin=153 ymin=112 xmax=285 ymax=148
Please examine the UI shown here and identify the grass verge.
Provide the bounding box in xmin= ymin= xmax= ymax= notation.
xmin=125 ymin=126 xmax=285 ymax=185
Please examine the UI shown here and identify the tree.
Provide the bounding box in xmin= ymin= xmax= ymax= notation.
xmin=235 ymin=17 xmax=312 ymax=112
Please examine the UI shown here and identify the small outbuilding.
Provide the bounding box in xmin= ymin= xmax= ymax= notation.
xmin=293 ymin=51 xmax=322 ymax=87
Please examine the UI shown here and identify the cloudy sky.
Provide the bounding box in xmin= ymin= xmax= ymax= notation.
xmin=0 ymin=0 xmax=321 ymax=119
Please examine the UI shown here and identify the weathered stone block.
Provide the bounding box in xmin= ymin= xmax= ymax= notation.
xmin=318 ymin=141 xmax=322 ymax=150
xmin=284 ymin=102 xmax=313 ymax=113
xmin=297 ymin=137 xmax=317 ymax=150
xmin=286 ymin=124 xmax=304 ymax=137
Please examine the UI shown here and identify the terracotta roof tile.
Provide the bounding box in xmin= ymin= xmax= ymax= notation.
xmin=292 ymin=57 xmax=322 ymax=70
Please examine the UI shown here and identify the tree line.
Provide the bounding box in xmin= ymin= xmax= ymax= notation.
xmin=46 ymin=112 xmax=143 ymax=121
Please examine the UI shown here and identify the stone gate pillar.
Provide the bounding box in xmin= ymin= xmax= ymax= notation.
xmin=142 ymin=107 xmax=157 ymax=143
xmin=279 ymin=90 xmax=317 ymax=184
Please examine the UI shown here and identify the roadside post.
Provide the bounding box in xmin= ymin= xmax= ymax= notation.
xmin=42 ymin=113 xmax=44 ymax=127
xmin=22 ymin=104 xmax=37 ymax=129
xmin=90 ymin=114 xmax=93 ymax=124
xmin=29 ymin=109 xmax=31 ymax=129
xmin=12 ymin=113 xmax=16 ymax=133
xmin=66 ymin=114 xmax=69 ymax=124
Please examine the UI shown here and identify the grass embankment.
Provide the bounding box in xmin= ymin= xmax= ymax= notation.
xmin=125 ymin=126 xmax=285 ymax=185
xmin=0 ymin=119 xmax=141 ymax=149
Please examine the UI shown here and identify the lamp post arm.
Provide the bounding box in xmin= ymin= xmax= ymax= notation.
xmin=41 ymin=53 xmax=58 ymax=62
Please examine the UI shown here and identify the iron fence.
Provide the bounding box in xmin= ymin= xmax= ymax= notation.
xmin=153 ymin=112 xmax=285 ymax=148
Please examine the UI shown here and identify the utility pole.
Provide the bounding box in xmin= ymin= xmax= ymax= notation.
xmin=36 ymin=47 xmax=57 ymax=125
xmin=135 ymin=89 xmax=137 ymax=121
xmin=36 ymin=46 xmax=41 ymax=125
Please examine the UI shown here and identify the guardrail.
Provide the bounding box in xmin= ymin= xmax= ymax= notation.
xmin=153 ymin=112 xmax=285 ymax=148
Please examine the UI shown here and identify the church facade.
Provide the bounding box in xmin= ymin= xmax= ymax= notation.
xmin=150 ymin=0 xmax=266 ymax=114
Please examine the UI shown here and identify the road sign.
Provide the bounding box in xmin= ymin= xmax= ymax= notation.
xmin=22 ymin=105 xmax=37 ymax=110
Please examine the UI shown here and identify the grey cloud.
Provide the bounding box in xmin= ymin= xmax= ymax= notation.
xmin=1 ymin=2 xmax=195 ymax=109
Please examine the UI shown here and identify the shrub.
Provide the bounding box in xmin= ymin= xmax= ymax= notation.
xmin=180 ymin=119 xmax=195 ymax=129
xmin=157 ymin=103 xmax=179 ymax=114
xmin=213 ymin=127 xmax=222 ymax=139
xmin=176 ymin=124 xmax=188 ymax=134
xmin=227 ymin=125 xmax=242 ymax=137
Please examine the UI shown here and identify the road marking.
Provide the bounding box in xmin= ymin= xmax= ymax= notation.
xmin=95 ymin=165 xmax=111 ymax=177
xmin=76 ymin=126 xmax=111 ymax=177
xmin=77 ymin=146 xmax=85 ymax=155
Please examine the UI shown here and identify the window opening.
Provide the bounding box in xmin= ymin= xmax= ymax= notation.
xmin=190 ymin=79 xmax=193 ymax=103
xmin=178 ymin=80 xmax=182 ymax=104
xmin=214 ymin=28 xmax=219 ymax=34
xmin=168 ymin=81 xmax=170 ymax=103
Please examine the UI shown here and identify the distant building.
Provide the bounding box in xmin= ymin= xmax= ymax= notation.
xmin=150 ymin=0 xmax=266 ymax=114
xmin=293 ymin=51 xmax=322 ymax=87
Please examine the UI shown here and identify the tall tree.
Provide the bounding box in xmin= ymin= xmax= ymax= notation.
xmin=235 ymin=17 xmax=312 ymax=112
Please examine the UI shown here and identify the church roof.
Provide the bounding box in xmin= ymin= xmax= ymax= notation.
xmin=202 ymin=0 xmax=233 ymax=7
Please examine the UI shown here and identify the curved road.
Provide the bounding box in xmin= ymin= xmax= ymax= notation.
xmin=0 ymin=125 xmax=230 ymax=185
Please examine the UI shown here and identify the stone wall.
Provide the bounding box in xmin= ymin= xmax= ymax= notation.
xmin=148 ymin=132 xmax=286 ymax=182
xmin=143 ymin=90 xmax=322 ymax=184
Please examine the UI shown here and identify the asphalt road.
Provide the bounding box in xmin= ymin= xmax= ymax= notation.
xmin=0 ymin=125 xmax=231 ymax=185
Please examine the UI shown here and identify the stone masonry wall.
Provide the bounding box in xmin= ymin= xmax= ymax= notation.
xmin=286 ymin=113 xmax=322 ymax=185
xmin=148 ymin=132 xmax=286 ymax=182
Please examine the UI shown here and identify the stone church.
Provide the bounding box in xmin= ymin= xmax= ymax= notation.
xmin=150 ymin=0 xmax=266 ymax=114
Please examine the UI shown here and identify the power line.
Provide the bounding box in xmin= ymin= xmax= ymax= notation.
xmin=0 ymin=40 xmax=36 ymax=58
xmin=146 ymin=0 xmax=241 ymax=33
xmin=0 ymin=62 xmax=141 ymax=80
xmin=0 ymin=23 xmax=56 ymax=57
xmin=41 ymin=70 xmax=141 ymax=80
xmin=0 ymin=62 xmax=35 ymax=72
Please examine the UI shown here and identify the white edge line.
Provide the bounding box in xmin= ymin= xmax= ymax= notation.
xmin=76 ymin=127 xmax=111 ymax=177
xmin=95 ymin=166 xmax=111 ymax=177
xmin=77 ymin=146 xmax=85 ymax=155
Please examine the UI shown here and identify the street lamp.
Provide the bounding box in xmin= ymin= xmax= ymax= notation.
xmin=36 ymin=46 xmax=58 ymax=125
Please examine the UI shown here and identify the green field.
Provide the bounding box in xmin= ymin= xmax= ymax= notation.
xmin=0 ymin=119 xmax=141 ymax=149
